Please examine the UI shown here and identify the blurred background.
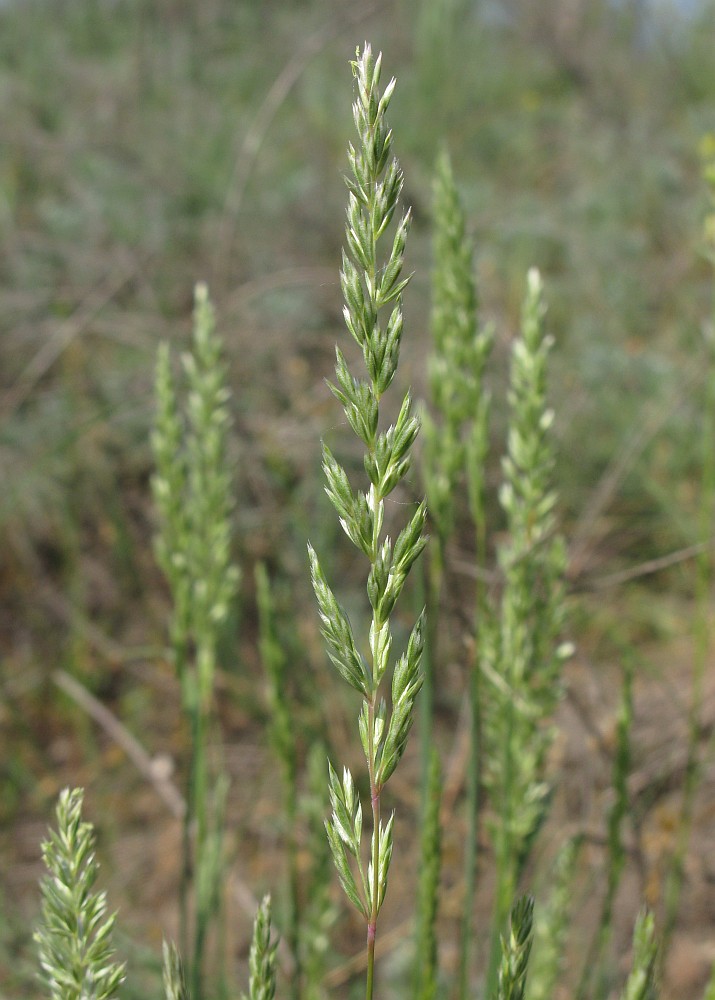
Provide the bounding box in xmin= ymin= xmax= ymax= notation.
xmin=3 ymin=0 xmax=715 ymax=996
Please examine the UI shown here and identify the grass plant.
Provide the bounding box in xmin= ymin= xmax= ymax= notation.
xmin=16 ymin=29 xmax=715 ymax=1000
xmin=151 ymin=282 xmax=238 ymax=999
xmin=482 ymin=269 xmax=570 ymax=994
xmin=421 ymin=146 xmax=493 ymax=1000
xmin=256 ymin=564 xmax=334 ymax=1000
xmin=309 ymin=43 xmax=427 ymax=1000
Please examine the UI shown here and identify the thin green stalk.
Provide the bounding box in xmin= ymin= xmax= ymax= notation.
xmin=300 ymin=743 xmax=336 ymax=1000
xmin=415 ymin=536 xmax=443 ymax=999
xmin=415 ymin=749 xmax=442 ymax=1000
xmin=458 ymin=645 xmax=481 ymax=1000
xmin=459 ymin=449 xmax=489 ymax=1000
xmin=285 ymin=790 xmax=300 ymax=999
xmin=180 ymin=769 xmax=191 ymax=973
xmin=256 ymin=563 xmax=300 ymax=999
xmin=310 ymin=45 xmax=427 ymax=1000
xmin=419 ymin=541 xmax=444 ymax=803
xmin=189 ymin=705 xmax=207 ymax=999
xmin=366 ymin=696 xmax=380 ymax=999
xmin=187 ymin=668 xmax=220 ymax=988
xmin=487 ymin=747 xmax=518 ymax=996
xmin=576 ymin=655 xmax=633 ymax=1000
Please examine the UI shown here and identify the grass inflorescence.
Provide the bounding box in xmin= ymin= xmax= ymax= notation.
xmin=34 ymin=789 xmax=125 ymax=1000
xmin=309 ymin=43 xmax=427 ymax=999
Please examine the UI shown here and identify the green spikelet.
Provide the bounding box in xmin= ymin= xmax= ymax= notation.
xmin=495 ymin=895 xmax=535 ymax=1000
xmin=242 ymin=896 xmax=278 ymax=1000
xmin=619 ymin=911 xmax=658 ymax=1000
xmin=34 ymin=788 xmax=125 ymax=1000
xmin=163 ymin=941 xmax=189 ymax=1000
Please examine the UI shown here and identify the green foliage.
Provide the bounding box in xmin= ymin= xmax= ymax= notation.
xmin=34 ymin=788 xmax=125 ymax=1000
xmin=18 ymin=24 xmax=715 ymax=1000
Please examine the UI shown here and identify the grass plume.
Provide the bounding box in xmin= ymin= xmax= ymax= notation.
xmin=309 ymin=42 xmax=427 ymax=999
xmin=34 ymin=788 xmax=125 ymax=1000
xmin=483 ymin=269 xmax=570 ymax=991
xmin=152 ymin=282 xmax=238 ymax=999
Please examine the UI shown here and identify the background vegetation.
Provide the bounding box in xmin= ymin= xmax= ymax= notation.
xmin=3 ymin=1 xmax=715 ymax=997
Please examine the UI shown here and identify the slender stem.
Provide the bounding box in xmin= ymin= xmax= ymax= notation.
xmin=457 ymin=640 xmax=481 ymax=997
xmin=190 ymin=701 xmax=208 ymax=1000
xmin=457 ymin=510 xmax=486 ymax=1000
xmin=365 ymin=438 xmax=382 ymax=999
xmin=175 ymin=640 xmax=192 ymax=975
xmin=366 ymin=696 xmax=380 ymax=1000
xmin=416 ymin=539 xmax=442 ymax=998
xmin=486 ymin=705 xmax=516 ymax=997
xmin=188 ymin=637 xmax=217 ymax=1000
xmin=285 ymin=775 xmax=301 ymax=1000
xmin=575 ymin=651 xmax=632 ymax=1000
xmin=420 ymin=541 xmax=443 ymax=794
xmin=365 ymin=924 xmax=376 ymax=1000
